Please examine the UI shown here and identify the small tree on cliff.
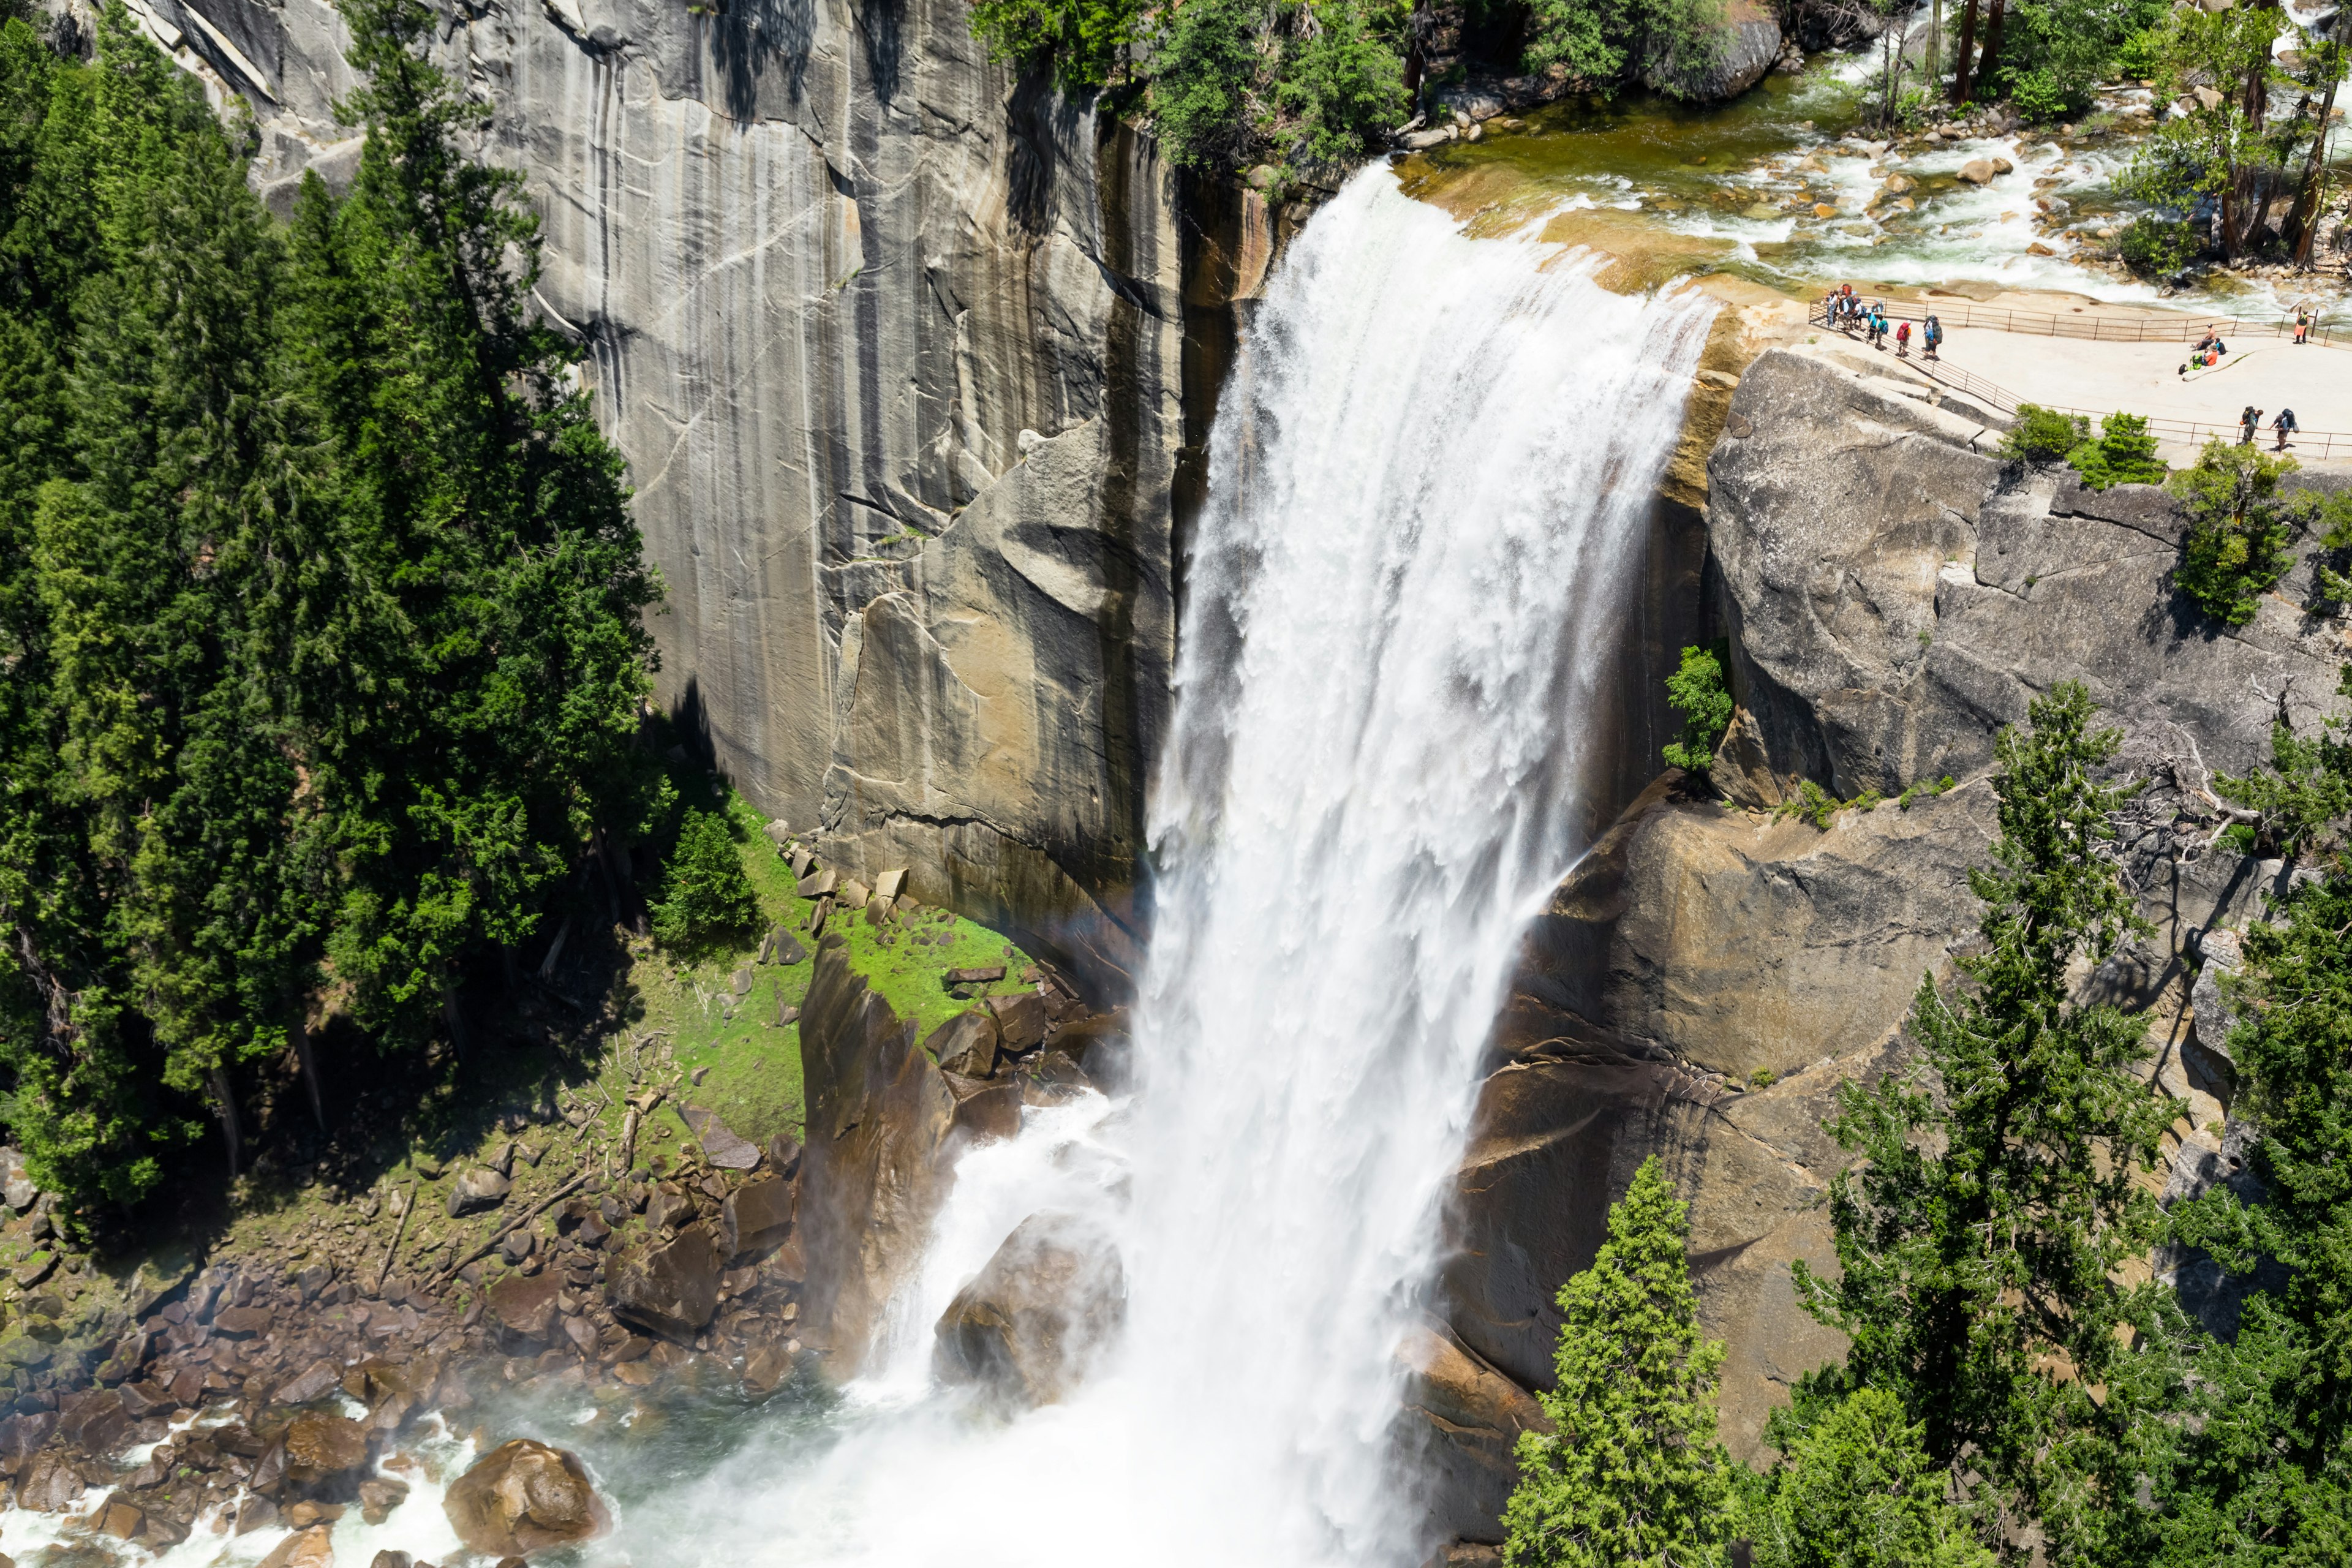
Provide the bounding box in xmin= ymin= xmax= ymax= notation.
xmin=1787 ymin=682 xmax=2185 ymax=1562
xmin=1502 ymin=1156 xmax=1733 ymax=1568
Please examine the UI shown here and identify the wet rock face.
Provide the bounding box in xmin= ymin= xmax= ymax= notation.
xmin=1441 ymin=347 xmax=2348 ymax=1479
xmin=797 ymin=941 xmax=959 ymax=1374
xmin=1396 ymin=1321 xmax=1550 ymax=1548
xmin=933 ymin=1212 xmax=1126 ymax=1409
xmin=443 ymin=1439 xmax=608 ymax=1556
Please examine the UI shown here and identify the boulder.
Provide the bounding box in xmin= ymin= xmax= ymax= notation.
xmin=257 ymin=1526 xmax=336 ymax=1568
xmin=1642 ymin=0 xmax=1781 ymax=99
xmin=944 ymin=965 xmax=1005 ymax=986
xmin=875 ymin=868 xmax=907 ymax=902
xmin=442 ymin=1441 xmax=608 ymax=1557
xmin=358 ymin=1477 xmax=410 ymax=1526
xmin=796 ymin=869 xmax=838 ymax=899
xmin=680 ymin=1105 xmax=761 ymax=1169
xmin=15 ymin=1449 xmax=80 ymax=1510
xmin=987 ymin=991 xmax=1049 ymax=1052
xmin=282 ymin=1413 xmax=371 ymax=1487
xmin=606 ymin=1224 xmax=722 ymax=1343
xmin=2192 ymin=926 xmax=2244 ymax=1067
xmin=722 ymin=1175 xmax=795 ymax=1257
xmin=925 ymin=1009 xmax=1000 ymax=1079
xmin=933 ymin=1212 xmax=1126 ymax=1409
xmin=945 ymin=1072 xmax=1024 ymax=1144
xmin=772 ymin=932 xmax=809 ymax=966
xmin=488 ymin=1273 xmax=564 ymax=1341
xmin=1956 ymin=157 xmax=1997 ymax=183
xmin=274 ymin=1358 xmax=343 ymax=1406
xmin=445 ymin=1169 xmax=510 ymax=1217
xmin=0 ymin=1148 xmax=34 ymax=1212
xmin=214 ymin=1305 xmax=273 ymax=1337
xmin=798 ymin=943 xmax=960 ymax=1374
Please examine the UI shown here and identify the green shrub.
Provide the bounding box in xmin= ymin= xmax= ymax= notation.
xmin=650 ymin=810 xmax=760 ymax=951
xmin=1523 ymin=0 xmax=1725 ymax=97
xmin=1273 ymin=0 xmax=1408 ymax=166
xmin=1749 ymin=1068 xmax=1777 ymax=1090
xmin=2000 ymin=404 xmax=2091 ymax=465
xmin=2169 ymin=440 xmax=2352 ymax=626
xmin=1783 ymin=778 xmax=1839 ymax=829
xmin=1149 ymin=0 xmax=1262 ymax=171
xmin=1661 ymin=643 xmax=1734 ymax=778
xmin=2067 ymin=411 xmax=2169 ymax=491
xmin=2117 ymin=213 xmax=2198 ymax=276
xmin=1897 ymin=775 xmax=1958 ymax=810
xmin=966 ymin=0 xmax=1145 ymax=90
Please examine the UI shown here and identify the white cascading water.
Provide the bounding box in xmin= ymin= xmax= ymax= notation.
xmin=578 ymin=167 xmax=1719 ymax=1568
xmin=34 ymin=166 xmax=1713 ymax=1568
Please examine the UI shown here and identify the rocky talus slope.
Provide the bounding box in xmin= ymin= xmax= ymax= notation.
xmin=1422 ymin=344 xmax=2351 ymax=1545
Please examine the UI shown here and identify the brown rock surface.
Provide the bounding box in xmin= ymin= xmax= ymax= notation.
xmin=257 ymin=1526 xmax=336 ymax=1568
xmin=443 ymin=1440 xmax=607 ymax=1556
xmin=933 ymin=1212 xmax=1125 ymax=1408
xmin=721 ymin=1176 xmax=795 ymax=1258
xmin=798 ymin=942 xmax=960 ymax=1374
xmin=606 ymin=1225 xmax=722 ymax=1343
xmin=488 ymin=1273 xmax=564 ymax=1341
xmin=282 ymin=1413 xmax=371 ymax=1487
xmin=1397 ymin=1321 xmax=1551 ymax=1547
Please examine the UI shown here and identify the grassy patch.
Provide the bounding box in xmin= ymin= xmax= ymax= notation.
xmin=619 ymin=785 xmax=1037 ymax=1147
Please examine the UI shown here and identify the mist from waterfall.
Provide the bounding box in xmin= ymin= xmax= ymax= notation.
xmin=582 ymin=168 xmax=1715 ymax=1568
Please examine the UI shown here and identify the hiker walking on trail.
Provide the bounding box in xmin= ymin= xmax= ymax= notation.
xmin=1896 ymin=319 xmax=1912 ymax=357
xmin=1869 ymin=303 xmax=1887 ymax=348
xmin=2241 ymin=405 xmax=2261 ymax=445
xmin=2274 ymin=408 xmax=2299 ymax=450
xmin=1924 ymin=313 xmax=1943 ymax=361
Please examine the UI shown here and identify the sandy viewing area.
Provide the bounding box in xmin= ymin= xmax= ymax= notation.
xmin=1814 ymin=289 xmax=2352 ymax=460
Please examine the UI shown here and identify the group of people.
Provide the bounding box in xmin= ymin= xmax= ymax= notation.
xmin=2241 ymin=404 xmax=2300 ymax=451
xmin=2183 ymin=327 xmax=2228 ymax=374
xmin=1823 ymin=284 xmax=1943 ymax=361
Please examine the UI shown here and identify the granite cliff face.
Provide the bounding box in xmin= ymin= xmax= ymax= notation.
xmin=1434 ymin=345 xmax=2352 ymax=1535
xmin=131 ymin=0 xmax=1216 ymax=992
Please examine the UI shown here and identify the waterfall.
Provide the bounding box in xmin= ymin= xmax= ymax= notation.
xmin=595 ymin=168 xmax=1714 ymax=1568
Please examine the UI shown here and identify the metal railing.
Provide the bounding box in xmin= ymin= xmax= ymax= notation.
xmin=1888 ymin=351 xmax=2352 ymax=461
xmin=1810 ymin=298 xmax=2348 ymax=347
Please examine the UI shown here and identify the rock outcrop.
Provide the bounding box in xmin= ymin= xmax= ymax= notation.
xmin=443 ymin=1440 xmax=607 ymax=1556
xmin=1643 ymin=0 xmax=1781 ymax=100
xmin=1398 ymin=1319 xmax=1550 ymax=1547
xmin=144 ymin=0 xmax=1206 ymax=995
xmin=1442 ymin=345 xmax=2352 ymax=1478
xmin=797 ymin=938 xmax=959 ymax=1373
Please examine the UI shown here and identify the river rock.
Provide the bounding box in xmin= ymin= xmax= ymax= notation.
xmin=445 ymin=1169 xmax=510 ymax=1217
xmin=1956 ymin=157 xmax=1997 ymax=183
xmin=443 ymin=1441 xmax=608 ymax=1556
xmin=15 ymin=1449 xmax=80 ymax=1510
xmin=283 ymin=1414 xmax=371 ymax=1487
xmin=933 ymin=1212 xmax=1126 ymax=1409
xmin=798 ymin=944 xmax=960 ymax=1374
xmin=720 ymin=1176 xmax=793 ymax=1258
xmin=606 ymin=1224 xmax=722 ymax=1343
xmin=925 ymin=1009 xmax=1000 ymax=1079
xmin=257 ymin=1526 xmax=336 ymax=1568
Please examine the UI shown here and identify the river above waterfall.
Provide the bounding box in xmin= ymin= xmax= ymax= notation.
xmin=1398 ymin=53 xmax=2343 ymax=318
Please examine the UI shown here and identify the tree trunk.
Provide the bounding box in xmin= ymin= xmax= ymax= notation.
xmin=537 ymin=913 xmax=575 ymax=981
xmin=441 ymin=979 xmax=468 ymax=1058
xmin=1951 ymin=0 xmax=1980 ymax=102
xmin=1975 ymin=0 xmax=2006 ymax=101
xmin=208 ymin=1066 xmax=243 ymax=1180
xmin=290 ymin=1011 xmax=325 ymax=1132
xmin=1403 ymin=0 xmax=1428 ymax=101
xmin=2291 ymin=50 xmax=2343 ymax=264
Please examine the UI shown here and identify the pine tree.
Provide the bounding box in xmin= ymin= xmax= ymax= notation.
xmin=649 ymin=809 xmax=758 ymax=952
xmin=1503 ymin=1156 xmax=1732 ymax=1568
xmin=1744 ymin=1389 xmax=1993 ymax=1568
xmin=1789 ymin=682 xmax=2184 ymax=1563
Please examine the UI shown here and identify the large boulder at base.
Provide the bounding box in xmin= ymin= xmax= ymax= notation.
xmin=933 ymin=1212 xmax=1125 ymax=1409
xmin=1396 ymin=1321 xmax=1551 ymax=1547
xmin=442 ymin=1440 xmax=608 ymax=1556
xmin=1643 ymin=0 xmax=1781 ymax=100
xmin=445 ymin=1168 xmax=510 ymax=1217
xmin=605 ymin=1224 xmax=721 ymax=1343
xmin=924 ymin=1009 xmax=1000 ymax=1079
xmin=799 ymin=942 xmax=960 ymax=1374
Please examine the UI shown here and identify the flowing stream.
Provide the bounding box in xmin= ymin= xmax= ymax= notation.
xmin=0 ymin=167 xmax=1713 ymax=1568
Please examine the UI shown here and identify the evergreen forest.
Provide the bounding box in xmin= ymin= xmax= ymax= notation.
xmin=0 ymin=0 xmax=665 ymax=1210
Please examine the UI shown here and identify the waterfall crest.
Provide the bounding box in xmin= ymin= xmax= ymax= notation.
xmin=597 ymin=168 xmax=1714 ymax=1568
